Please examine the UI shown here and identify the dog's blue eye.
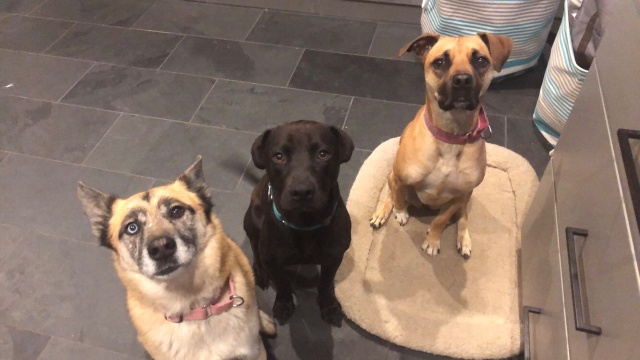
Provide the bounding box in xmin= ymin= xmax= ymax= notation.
xmin=126 ymin=222 xmax=139 ymax=235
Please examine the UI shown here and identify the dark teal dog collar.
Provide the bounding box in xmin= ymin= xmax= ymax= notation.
xmin=268 ymin=183 xmax=337 ymax=231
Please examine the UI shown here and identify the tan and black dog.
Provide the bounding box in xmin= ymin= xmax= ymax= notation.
xmin=370 ymin=33 xmax=513 ymax=258
xmin=77 ymin=157 xmax=275 ymax=360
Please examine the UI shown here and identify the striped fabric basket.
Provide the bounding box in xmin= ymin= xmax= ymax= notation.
xmin=533 ymin=0 xmax=589 ymax=146
xmin=420 ymin=0 xmax=559 ymax=79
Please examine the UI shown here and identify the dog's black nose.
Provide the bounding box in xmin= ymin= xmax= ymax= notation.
xmin=452 ymin=73 xmax=472 ymax=88
xmin=289 ymin=185 xmax=315 ymax=201
xmin=147 ymin=237 xmax=177 ymax=261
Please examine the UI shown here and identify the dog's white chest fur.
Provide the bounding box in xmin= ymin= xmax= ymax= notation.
xmin=151 ymin=310 xmax=262 ymax=360
xmin=414 ymin=144 xmax=485 ymax=207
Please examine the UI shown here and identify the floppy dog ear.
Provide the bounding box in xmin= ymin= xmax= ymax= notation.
xmin=330 ymin=126 xmax=354 ymax=163
xmin=178 ymin=156 xmax=214 ymax=220
xmin=251 ymin=129 xmax=271 ymax=170
xmin=77 ymin=182 xmax=116 ymax=250
xmin=398 ymin=33 xmax=440 ymax=58
xmin=478 ymin=33 xmax=513 ymax=72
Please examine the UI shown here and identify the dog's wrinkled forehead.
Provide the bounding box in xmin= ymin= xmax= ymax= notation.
xmin=425 ymin=36 xmax=490 ymax=68
xmin=268 ymin=121 xmax=337 ymax=151
xmin=107 ymin=182 xmax=204 ymax=245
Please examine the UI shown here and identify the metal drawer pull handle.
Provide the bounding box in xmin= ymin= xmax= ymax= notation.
xmin=565 ymin=227 xmax=602 ymax=335
xmin=523 ymin=306 xmax=541 ymax=360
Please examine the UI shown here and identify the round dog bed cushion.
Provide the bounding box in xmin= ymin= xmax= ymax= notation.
xmin=335 ymin=138 xmax=539 ymax=359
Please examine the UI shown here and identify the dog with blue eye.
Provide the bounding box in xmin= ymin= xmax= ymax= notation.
xmin=243 ymin=120 xmax=354 ymax=326
xmin=78 ymin=157 xmax=275 ymax=360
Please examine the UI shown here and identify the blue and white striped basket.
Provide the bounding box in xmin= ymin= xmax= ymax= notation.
xmin=420 ymin=0 xmax=559 ymax=79
xmin=533 ymin=0 xmax=589 ymax=146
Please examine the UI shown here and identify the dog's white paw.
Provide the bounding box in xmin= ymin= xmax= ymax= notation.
xmin=393 ymin=209 xmax=409 ymax=226
xmin=457 ymin=235 xmax=472 ymax=260
xmin=421 ymin=241 xmax=440 ymax=256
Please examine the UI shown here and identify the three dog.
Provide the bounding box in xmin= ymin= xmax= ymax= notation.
xmin=78 ymin=157 xmax=275 ymax=360
xmin=244 ymin=120 xmax=354 ymax=326
xmin=79 ymin=31 xmax=512 ymax=356
xmin=370 ymin=33 xmax=513 ymax=258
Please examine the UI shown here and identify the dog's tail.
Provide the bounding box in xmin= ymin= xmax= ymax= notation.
xmin=259 ymin=310 xmax=277 ymax=337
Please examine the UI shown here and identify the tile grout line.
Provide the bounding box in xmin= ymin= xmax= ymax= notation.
xmin=27 ymin=0 xmax=50 ymax=16
xmin=188 ymin=79 xmax=218 ymax=123
xmin=81 ymin=113 xmax=124 ymax=166
xmin=34 ymin=336 xmax=52 ymax=360
xmin=128 ymin=0 xmax=157 ymax=30
xmin=55 ymin=62 xmax=96 ymax=103
xmin=233 ymin=157 xmax=254 ymax=193
xmin=285 ymin=49 xmax=305 ymax=88
xmin=157 ymin=35 xmax=186 ymax=71
xmin=341 ymin=97 xmax=355 ymax=130
xmin=35 ymin=335 xmax=140 ymax=360
xmin=243 ymin=9 xmax=265 ymax=41
xmin=40 ymin=21 xmax=77 ymax=55
xmin=366 ymin=22 xmax=380 ymax=57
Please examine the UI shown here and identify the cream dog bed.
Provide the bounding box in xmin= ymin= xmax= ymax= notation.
xmin=335 ymin=138 xmax=539 ymax=359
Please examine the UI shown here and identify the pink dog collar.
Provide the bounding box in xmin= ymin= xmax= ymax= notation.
xmin=424 ymin=108 xmax=491 ymax=145
xmin=165 ymin=277 xmax=244 ymax=323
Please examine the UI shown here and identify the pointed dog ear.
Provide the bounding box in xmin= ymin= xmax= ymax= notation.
xmin=77 ymin=182 xmax=116 ymax=250
xmin=178 ymin=156 xmax=213 ymax=220
xmin=251 ymin=129 xmax=271 ymax=170
xmin=478 ymin=33 xmax=513 ymax=72
xmin=398 ymin=33 xmax=440 ymax=59
xmin=330 ymin=126 xmax=354 ymax=164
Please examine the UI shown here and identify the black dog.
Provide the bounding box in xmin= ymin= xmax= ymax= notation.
xmin=243 ymin=120 xmax=354 ymax=326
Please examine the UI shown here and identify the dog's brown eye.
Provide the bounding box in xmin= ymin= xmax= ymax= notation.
xmin=169 ymin=206 xmax=185 ymax=220
xmin=475 ymin=57 xmax=489 ymax=68
xmin=125 ymin=222 xmax=139 ymax=236
xmin=432 ymin=58 xmax=445 ymax=70
xmin=317 ymin=150 xmax=330 ymax=160
xmin=272 ymin=153 xmax=286 ymax=164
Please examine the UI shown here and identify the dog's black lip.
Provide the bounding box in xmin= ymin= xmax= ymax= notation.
xmin=155 ymin=264 xmax=181 ymax=277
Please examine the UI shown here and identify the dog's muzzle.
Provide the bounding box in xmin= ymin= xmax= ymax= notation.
xmin=439 ymin=73 xmax=479 ymax=111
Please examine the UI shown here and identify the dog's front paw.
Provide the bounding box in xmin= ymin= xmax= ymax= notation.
xmin=272 ymin=299 xmax=295 ymax=325
xmin=318 ymin=296 xmax=343 ymax=327
xmin=421 ymin=240 xmax=440 ymax=256
xmin=253 ymin=264 xmax=269 ymax=289
xmin=393 ymin=209 xmax=409 ymax=226
xmin=457 ymin=235 xmax=472 ymax=260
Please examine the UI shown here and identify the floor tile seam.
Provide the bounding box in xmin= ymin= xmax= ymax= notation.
xmin=128 ymin=0 xmax=159 ymax=30
xmin=156 ymin=34 xmax=186 ymax=70
xmin=242 ymin=7 xmax=264 ymax=41
xmin=187 ymin=79 xmax=218 ymax=123
xmin=6 ymin=12 xmax=411 ymax=61
xmin=341 ymin=97 xmax=355 ymax=130
xmin=237 ymin=7 xmax=384 ymax=27
xmin=365 ymin=22 xmax=380 ymax=57
xmin=55 ymin=62 xmax=96 ymax=103
xmin=40 ymin=20 xmax=78 ymax=55
xmin=0 ymin=321 xmax=53 ymax=349
xmin=34 ymin=335 xmax=141 ymax=360
xmin=285 ymin=49 xmax=305 ymax=88
xmin=5 ymin=152 xmax=159 ymax=182
xmin=0 ymin=221 xmax=99 ymax=248
xmin=232 ymin=157 xmax=254 ymax=193
xmin=81 ymin=112 xmax=124 ymax=166
xmin=5 ymin=12 xmax=73 ymax=25
xmin=26 ymin=0 xmax=52 ymax=16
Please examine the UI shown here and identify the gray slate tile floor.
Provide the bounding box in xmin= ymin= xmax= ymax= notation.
xmin=0 ymin=0 xmax=548 ymax=358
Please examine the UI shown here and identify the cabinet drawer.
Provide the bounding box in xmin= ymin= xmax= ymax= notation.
xmin=553 ymin=63 xmax=640 ymax=359
xmin=521 ymin=162 xmax=569 ymax=360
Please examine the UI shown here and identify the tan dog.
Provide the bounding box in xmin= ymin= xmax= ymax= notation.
xmin=370 ymin=33 xmax=513 ymax=258
xmin=77 ymin=157 xmax=275 ymax=360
